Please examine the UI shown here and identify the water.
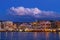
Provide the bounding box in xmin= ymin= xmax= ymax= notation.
xmin=0 ymin=32 xmax=60 ymax=40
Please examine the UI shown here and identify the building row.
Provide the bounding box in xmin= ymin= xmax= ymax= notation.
xmin=0 ymin=21 xmax=60 ymax=31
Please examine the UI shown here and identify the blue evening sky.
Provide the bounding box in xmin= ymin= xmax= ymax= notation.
xmin=0 ymin=0 xmax=60 ymax=22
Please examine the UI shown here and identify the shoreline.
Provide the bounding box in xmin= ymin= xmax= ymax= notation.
xmin=0 ymin=29 xmax=60 ymax=32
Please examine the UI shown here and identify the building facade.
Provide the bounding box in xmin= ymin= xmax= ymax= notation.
xmin=0 ymin=22 xmax=1 ymax=29
xmin=39 ymin=21 xmax=51 ymax=29
xmin=2 ymin=21 xmax=14 ymax=31
xmin=56 ymin=21 xmax=60 ymax=28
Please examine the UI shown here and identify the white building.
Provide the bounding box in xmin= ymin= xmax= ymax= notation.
xmin=2 ymin=21 xmax=13 ymax=30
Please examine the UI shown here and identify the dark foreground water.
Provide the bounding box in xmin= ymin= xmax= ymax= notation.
xmin=0 ymin=32 xmax=60 ymax=40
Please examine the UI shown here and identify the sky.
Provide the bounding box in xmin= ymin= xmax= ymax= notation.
xmin=0 ymin=0 xmax=60 ymax=22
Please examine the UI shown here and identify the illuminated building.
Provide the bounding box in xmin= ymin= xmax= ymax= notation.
xmin=0 ymin=22 xmax=1 ymax=29
xmin=13 ymin=23 xmax=17 ymax=31
xmin=56 ymin=21 xmax=60 ymax=28
xmin=31 ymin=21 xmax=40 ymax=29
xmin=18 ymin=23 xmax=27 ymax=30
xmin=2 ymin=21 xmax=14 ymax=31
xmin=54 ymin=21 xmax=60 ymax=31
xmin=39 ymin=21 xmax=51 ymax=29
xmin=0 ymin=21 xmax=4 ymax=29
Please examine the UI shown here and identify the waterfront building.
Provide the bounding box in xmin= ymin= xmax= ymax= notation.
xmin=0 ymin=21 xmax=6 ymax=31
xmin=4 ymin=21 xmax=13 ymax=26
xmin=2 ymin=21 xmax=14 ymax=31
xmin=18 ymin=23 xmax=26 ymax=29
xmin=0 ymin=21 xmax=4 ymax=29
xmin=18 ymin=23 xmax=31 ymax=31
xmin=54 ymin=21 xmax=60 ymax=30
xmin=51 ymin=21 xmax=57 ymax=28
xmin=13 ymin=23 xmax=17 ymax=31
xmin=56 ymin=21 xmax=60 ymax=28
xmin=30 ymin=21 xmax=41 ymax=29
xmin=39 ymin=21 xmax=51 ymax=29
xmin=0 ymin=22 xmax=1 ymax=29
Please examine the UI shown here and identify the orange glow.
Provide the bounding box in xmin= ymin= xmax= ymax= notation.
xmin=45 ymin=32 xmax=50 ymax=40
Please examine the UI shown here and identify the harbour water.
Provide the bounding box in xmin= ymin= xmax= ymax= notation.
xmin=0 ymin=32 xmax=60 ymax=40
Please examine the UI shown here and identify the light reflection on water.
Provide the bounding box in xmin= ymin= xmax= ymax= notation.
xmin=0 ymin=32 xmax=60 ymax=40
xmin=58 ymin=32 xmax=60 ymax=40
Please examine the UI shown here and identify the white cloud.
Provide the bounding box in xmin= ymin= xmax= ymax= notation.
xmin=9 ymin=6 xmax=59 ymax=18
xmin=10 ymin=6 xmax=42 ymax=15
xmin=10 ymin=7 xmax=25 ymax=15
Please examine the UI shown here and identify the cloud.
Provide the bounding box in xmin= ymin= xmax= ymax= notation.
xmin=8 ymin=6 xmax=59 ymax=18
xmin=9 ymin=6 xmax=42 ymax=15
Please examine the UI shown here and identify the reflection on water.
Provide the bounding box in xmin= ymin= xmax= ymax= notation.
xmin=58 ymin=32 xmax=60 ymax=40
xmin=0 ymin=32 xmax=60 ymax=40
xmin=45 ymin=32 xmax=49 ymax=40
